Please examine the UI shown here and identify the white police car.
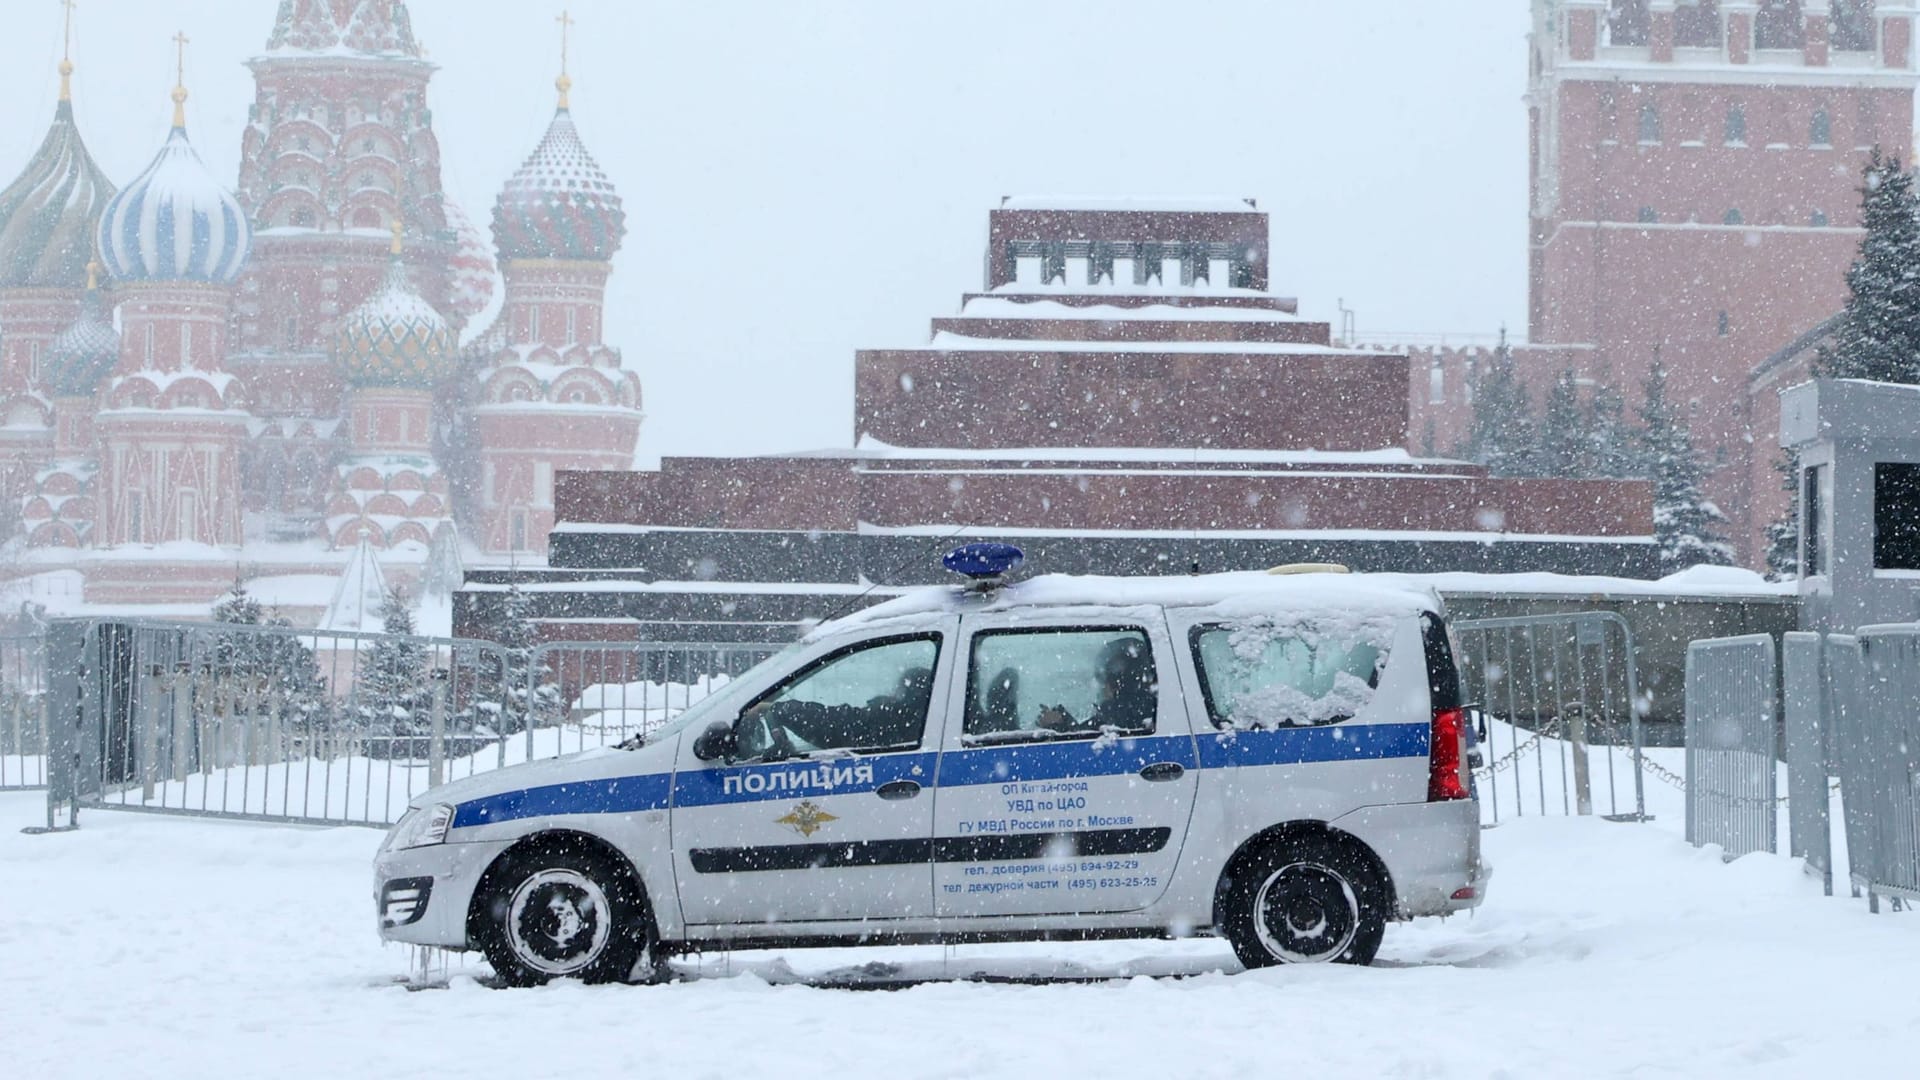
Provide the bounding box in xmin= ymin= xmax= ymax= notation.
xmin=375 ymin=547 xmax=1487 ymax=985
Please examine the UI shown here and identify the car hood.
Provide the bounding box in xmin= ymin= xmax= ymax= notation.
xmin=406 ymin=735 xmax=680 ymax=812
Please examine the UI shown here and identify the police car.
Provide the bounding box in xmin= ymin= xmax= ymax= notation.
xmin=375 ymin=547 xmax=1488 ymax=985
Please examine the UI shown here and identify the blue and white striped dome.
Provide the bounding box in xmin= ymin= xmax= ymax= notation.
xmin=97 ymin=124 xmax=251 ymax=285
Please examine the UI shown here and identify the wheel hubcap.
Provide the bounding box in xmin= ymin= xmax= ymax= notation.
xmin=1253 ymin=861 xmax=1360 ymax=963
xmin=506 ymin=869 xmax=611 ymax=976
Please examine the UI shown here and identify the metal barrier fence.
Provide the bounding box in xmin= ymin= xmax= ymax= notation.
xmin=41 ymin=620 xmax=788 ymax=830
xmin=1839 ymin=624 xmax=1920 ymax=908
xmin=1683 ymin=634 xmax=1777 ymax=860
xmin=1781 ymin=632 xmax=1831 ymax=894
xmin=0 ymin=634 xmax=47 ymax=790
xmin=1451 ymin=613 xmax=1645 ymax=822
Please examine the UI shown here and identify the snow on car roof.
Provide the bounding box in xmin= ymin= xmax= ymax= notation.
xmin=813 ymin=570 xmax=1439 ymax=640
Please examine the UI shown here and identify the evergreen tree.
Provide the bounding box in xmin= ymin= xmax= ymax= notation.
xmin=211 ymin=580 xmax=333 ymax=733
xmin=1815 ymin=149 xmax=1920 ymax=384
xmin=1765 ymin=451 xmax=1801 ymax=580
xmin=1460 ymin=334 xmax=1541 ymax=476
xmin=1585 ymin=372 xmax=1638 ymax=479
xmin=352 ymin=588 xmax=433 ymax=736
xmin=487 ymin=582 xmax=561 ymax=739
xmin=1638 ymin=352 xmax=1736 ymax=573
xmin=1539 ymin=368 xmax=1592 ymax=478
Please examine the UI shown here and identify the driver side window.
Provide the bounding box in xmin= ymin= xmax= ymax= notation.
xmin=735 ymin=636 xmax=940 ymax=760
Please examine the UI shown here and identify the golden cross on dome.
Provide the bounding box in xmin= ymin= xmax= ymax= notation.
xmin=556 ymin=9 xmax=575 ymax=109
xmin=390 ymin=220 xmax=405 ymax=257
xmin=58 ymin=0 xmax=77 ymax=101
xmin=170 ymin=31 xmax=190 ymax=127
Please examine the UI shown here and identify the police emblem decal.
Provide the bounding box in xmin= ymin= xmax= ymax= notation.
xmin=775 ymin=800 xmax=838 ymax=838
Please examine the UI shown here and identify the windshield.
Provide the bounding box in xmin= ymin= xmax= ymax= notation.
xmin=639 ymin=641 xmax=807 ymax=746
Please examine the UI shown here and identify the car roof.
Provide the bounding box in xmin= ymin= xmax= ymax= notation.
xmin=810 ymin=570 xmax=1441 ymax=642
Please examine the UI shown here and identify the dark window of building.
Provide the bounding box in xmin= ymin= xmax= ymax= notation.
xmin=1718 ymin=310 xmax=1732 ymax=335
xmin=1811 ymin=108 xmax=1832 ymax=147
xmin=1726 ymin=104 xmax=1747 ymax=145
xmin=1610 ymin=0 xmax=1651 ymax=45
xmin=1674 ymin=1 xmax=1723 ymax=48
xmin=1875 ymin=463 xmax=1920 ymax=570
xmin=1832 ymin=1 xmax=1877 ymax=51
xmin=1755 ymin=1 xmax=1805 ymax=49
xmin=1804 ymin=465 xmax=1824 ymax=575
xmin=1724 ymin=208 xmax=1744 ymax=225
xmin=1638 ymin=206 xmax=1660 ymax=223
xmin=1639 ymin=102 xmax=1662 ymax=144
xmin=1812 ymin=209 xmax=1830 ymax=226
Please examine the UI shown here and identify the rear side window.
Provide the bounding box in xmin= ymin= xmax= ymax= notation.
xmin=1190 ymin=615 xmax=1396 ymax=729
xmin=964 ymin=627 xmax=1157 ymax=743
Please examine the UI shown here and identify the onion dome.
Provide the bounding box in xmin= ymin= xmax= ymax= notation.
xmin=43 ymin=268 xmax=118 ymax=398
xmin=442 ymin=200 xmax=500 ymax=321
xmin=0 ymin=91 xmax=116 ymax=289
xmin=334 ymin=227 xmax=457 ymax=388
xmin=491 ymin=105 xmax=626 ymax=263
xmin=267 ymin=0 xmax=422 ymax=58
xmin=97 ymin=85 xmax=252 ymax=286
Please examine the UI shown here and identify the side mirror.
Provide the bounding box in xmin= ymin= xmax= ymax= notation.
xmin=692 ymin=720 xmax=736 ymax=762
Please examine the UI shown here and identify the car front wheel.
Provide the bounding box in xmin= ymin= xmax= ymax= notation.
xmin=1221 ymin=834 xmax=1387 ymax=969
xmin=476 ymin=843 xmax=651 ymax=987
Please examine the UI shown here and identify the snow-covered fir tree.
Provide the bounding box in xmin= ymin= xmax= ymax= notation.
xmin=351 ymin=588 xmax=433 ymax=736
xmin=1584 ymin=371 xmax=1639 ymax=479
xmin=1815 ymin=149 xmax=1920 ymax=384
xmin=1765 ymin=452 xmax=1801 ymax=580
xmin=481 ymin=582 xmax=562 ymax=739
xmin=1539 ymin=368 xmax=1591 ymax=478
xmin=1460 ymin=334 xmax=1540 ymax=476
xmin=210 ymin=580 xmax=332 ymax=730
xmin=1638 ymin=353 xmax=1735 ymax=573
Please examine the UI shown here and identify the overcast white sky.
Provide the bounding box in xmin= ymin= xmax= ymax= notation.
xmin=0 ymin=1 xmax=1532 ymax=460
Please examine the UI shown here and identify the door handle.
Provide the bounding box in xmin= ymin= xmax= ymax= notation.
xmin=876 ymin=780 xmax=921 ymax=801
xmin=1138 ymin=762 xmax=1185 ymax=783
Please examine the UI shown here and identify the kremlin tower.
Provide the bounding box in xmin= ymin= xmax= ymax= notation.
xmin=0 ymin=2 xmax=645 ymax=619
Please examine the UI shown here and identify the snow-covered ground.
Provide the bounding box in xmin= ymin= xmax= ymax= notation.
xmin=4 ymin=788 xmax=1916 ymax=1079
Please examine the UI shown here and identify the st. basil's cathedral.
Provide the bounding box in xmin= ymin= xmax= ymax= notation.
xmin=0 ymin=0 xmax=641 ymax=622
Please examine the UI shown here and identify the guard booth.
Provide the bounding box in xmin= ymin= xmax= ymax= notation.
xmin=1782 ymin=378 xmax=1920 ymax=633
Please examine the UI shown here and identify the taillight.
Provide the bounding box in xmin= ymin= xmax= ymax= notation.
xmin=1428 ymin=707 xmax=1470 ymax=801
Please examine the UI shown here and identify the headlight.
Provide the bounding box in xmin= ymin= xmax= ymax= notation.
xmin=385 ymin=803 xmax=455 ymax=851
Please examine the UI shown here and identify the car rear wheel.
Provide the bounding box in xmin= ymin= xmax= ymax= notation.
xmin=1221 ymin=834 xmax=1386 ymax=968
xmin=476 ymin=843 xmax=652 ymax=987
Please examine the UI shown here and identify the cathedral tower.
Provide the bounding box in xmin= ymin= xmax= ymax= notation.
xmin=468 ymin=32 xmax=642 ymax=556
xmin=1528 ymin=0 xmax=1919 ymax=559
xmin=87 ymin=57 xmax=255 ymax=603
xmin=0 ymin=19 xmax=114 ymax=511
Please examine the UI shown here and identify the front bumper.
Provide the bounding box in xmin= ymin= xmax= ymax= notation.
xmin=373 ymin=838 xmax=514 ymax=948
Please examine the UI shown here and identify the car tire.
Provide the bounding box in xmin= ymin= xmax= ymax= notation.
xmin=1220 ymin=834 xmax=1387 ymax=969
xmin=476 ymin=842 xmax=652 ymax=987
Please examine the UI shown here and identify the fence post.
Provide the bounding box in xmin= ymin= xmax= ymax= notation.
xmin=1569 ymin=703 xmax=1593 ymax=816
xmin=1783 ymin=632 xmax=1832 ymax=896
xmin=428 ymin=672 xmax=448 ymax=789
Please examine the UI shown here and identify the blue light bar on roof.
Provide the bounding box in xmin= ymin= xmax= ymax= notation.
xmin=943 ymin=543 xmax=1024 ymax=580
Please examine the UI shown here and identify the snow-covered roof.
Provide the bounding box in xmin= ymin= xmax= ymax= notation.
xmin=821 ymin=570 xmax=1440 ymax=640
xmin=998 ymin=197 xmax=1259 ymax=214
xmin=318 ymin=534 xmax=389 ymax=634
xmin=922 ymin=332 xmax=1392 ymax=357
xmin=846 ymin=437 xmax=1425 ymax=466
xmin=956 ymin=298 xmax=1308 ymax=323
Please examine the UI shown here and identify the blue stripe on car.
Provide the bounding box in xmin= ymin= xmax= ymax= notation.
xmin=450 ymin=722 xmax=1431 ymax=826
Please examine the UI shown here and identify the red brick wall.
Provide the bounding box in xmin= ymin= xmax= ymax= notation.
xmin=856 ymin=349 xmax=1409 ymax=452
